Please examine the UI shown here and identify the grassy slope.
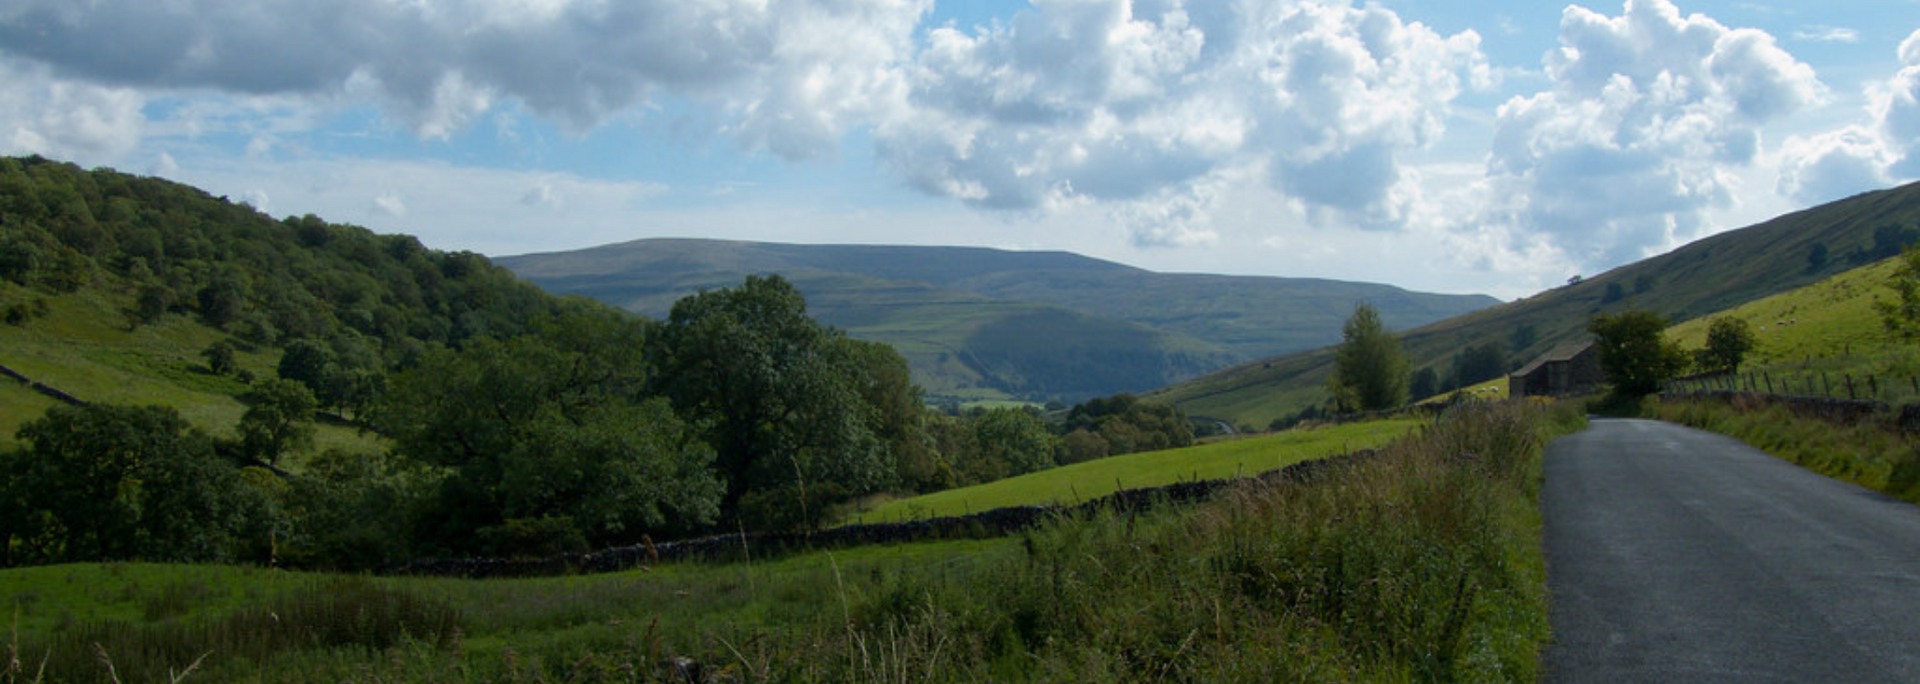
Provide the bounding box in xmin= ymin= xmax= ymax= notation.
xmin=0 ymin=280 xmax=380 ymax=455
xmin=853 ymin=418 xmax=1422 ymax=523
xmin=1155 ymin=181 xmax=1920 ymax=428
xmin=2 ymin=403 xmax=1579 ymax=683
xmin=1665 ymin=255 xmax=1920 ymax=399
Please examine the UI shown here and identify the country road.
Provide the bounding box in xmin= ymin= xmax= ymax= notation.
xmin=1544 ymin=418 xmax=1920 ymax=683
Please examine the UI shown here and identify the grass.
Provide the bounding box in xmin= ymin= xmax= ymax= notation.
xmin=0 ymin=280 xmax=381 ymax=457
xmin=1648 ymin=395 xmax=1920 ymax=504
xmin=850 ymin=417 xmax=1423 ymax=523
xmin=1 ymin=403 xmax=1582 ymax=683
xmin=1155 ymin=180 xmax=1920 ymax=431
xmin=1664 ymin=256 xmax=1920 ymax=402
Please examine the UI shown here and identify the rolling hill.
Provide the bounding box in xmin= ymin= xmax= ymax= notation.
xmin=497 ymin=239 xmax=1497 ymax=403
xmin=1153 ymin=181 xmax=1920 ymax=429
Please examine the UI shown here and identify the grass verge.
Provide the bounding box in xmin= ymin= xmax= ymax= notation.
xmin=1648 ymin=395 xmax=1920 ymax=503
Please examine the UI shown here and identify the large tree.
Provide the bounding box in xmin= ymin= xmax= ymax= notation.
xmin=375 ymin=311 xmax=720 ymax=553
xmin=649 ymin=275 xmax=900 ymax=524
xmin=1588 ymin=309 xmax=1688 ymax=397
xmin=0 ymin=404 xmax=246 ymax=564
xmin=1328 ymin=302 xmax=1409 ymax=412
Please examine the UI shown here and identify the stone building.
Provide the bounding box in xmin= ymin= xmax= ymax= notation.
xmin=1509 ymin=341 xmax=1604 ymax=397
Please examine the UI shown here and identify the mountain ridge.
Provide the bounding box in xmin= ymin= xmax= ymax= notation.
xmin=498 ymin=238 xmax=1498 ymax=403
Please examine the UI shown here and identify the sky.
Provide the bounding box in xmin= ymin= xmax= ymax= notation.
xmin=2 ymin=0 xmax=1918 ymax=299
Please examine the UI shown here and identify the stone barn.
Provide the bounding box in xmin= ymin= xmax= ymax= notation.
xmin=1509 ymin=341 xmax=1604 ymax=397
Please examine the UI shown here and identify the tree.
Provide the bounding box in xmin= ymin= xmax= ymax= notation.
xmin=1697 ymin=316 xmax=1757 ymax=373
xmin=377 ymin=312 xmax=721 ymax=552
xmin=202 ymin=339 xmax=237 ymax=376
xmin=650 ymin=275 xmax=892 ymax=515
xmin=238 ymin=378 xmax=317 ymax=466
xmin=1806 ymin=242 xmax=1829 ymax=273
xmin=1 ymin=404 xmax=245 ymax=564
xmin=1409 ymin=367 xmax=1439 ymax=400
xmin=1588 ymin=309 xmax=1688 ymax=397
xmin=1450 ymin=342 xmax=1508 ymax=389
xmin=1602 ymin=281 xmax=1626 ymax=303
xmin=1880 ymin=247 xmax=1920 ymax=344
xmin=973 ymin=407 xmax=1056 ymax=476
xmin=1328 ymin=302 xmax=1409 ymax=412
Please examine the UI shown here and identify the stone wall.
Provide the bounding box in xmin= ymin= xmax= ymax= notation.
xmin=395 ymin=449 xmax=1378 ymax=579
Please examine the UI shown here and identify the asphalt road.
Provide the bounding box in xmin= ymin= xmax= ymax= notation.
xmin=1544 ymin=418 xmax=1920 ymax=683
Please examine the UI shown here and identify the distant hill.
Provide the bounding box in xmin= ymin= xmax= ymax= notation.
xmin=1153 ymin=181 xmax=1920 ymax=429
xmin=498 ymin=239 xmax=1497 ymax=403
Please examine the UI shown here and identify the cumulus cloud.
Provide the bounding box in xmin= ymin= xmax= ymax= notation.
xmin=1881 ymin=30 xmax=1920 ymax=177
xmin=1775 ymin=28 xmax=1920 ymax=202
xmin=0 ymin=0 xmax=927 ymax=159
xmin=875 ymin=0 xmax=1485 ymax=246
xmin=0 ymin=57 xmax=145 ymax=164
xmin=1476 ymin=0 xmax=1821 ymax=270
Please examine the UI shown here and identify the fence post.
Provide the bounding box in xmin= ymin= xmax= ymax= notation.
xmin=1823 ymin=373 xmax=1832 ymax=398
xmin=1765 ymin=373 xmax=1773 ymax=394
xmin=1847 ymin=374 xmax=1856 ymax=400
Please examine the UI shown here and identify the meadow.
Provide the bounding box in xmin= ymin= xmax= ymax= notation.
xmin=2 ymin=402 xmax=1582 ymax=683
xmin=0 ymin=280 xmax=381 ymax=455
xmin=850 ymin=417 xmax=1423 ymax=523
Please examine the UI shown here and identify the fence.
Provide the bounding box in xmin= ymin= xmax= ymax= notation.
xmin=1667 ymin=370 xmax=1920 ymax=405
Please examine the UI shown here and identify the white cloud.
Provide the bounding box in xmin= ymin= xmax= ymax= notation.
xmin=0 ymin=0 xmax=929 ymax=159
xmin=1474 ymin=0 xmax=1821 ymax=270
xmin=0 ymin=57 xmax=145 ymax=164
xmin=157 ymin=153 xmax=670 ymax=254
xmin=372 ymin=191 xmax=408 ymax=218
xmin=1791 ymin=25 xmax=1859 ymax=44
xmin=874 ymin=0 xmax=1485 ymax=246
xmin=1880 ymin=29 xmax=1920 ymax=177
xmin=1776 ymin=125 xmax=1893 ymax=204
xmin=1774 ymin=28 xmax=1920 ymax=201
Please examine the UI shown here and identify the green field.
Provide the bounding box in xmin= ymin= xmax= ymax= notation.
xmin=1666 ymin=256 xmax=1920 ymax=402
xmin=0 ymin=403 xmax=1575 ymax=683
xmin=0 ymin=281 xmax=381 ymax=456
xmin=852 ymin=417 xmax=1423 ymax=523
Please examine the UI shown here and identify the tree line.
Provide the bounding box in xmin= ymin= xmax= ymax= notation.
xmin=0 ymin=157 xmax=1192 ymax=568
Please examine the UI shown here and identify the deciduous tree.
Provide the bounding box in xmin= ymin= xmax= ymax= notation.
xmin=1588 ymin=309 xmax=1687 ymax=397
xmin=1328 ymin=302 xmax=1409 ymax=412
xmin=1697 ymin=316 xmax=1757 ymax=373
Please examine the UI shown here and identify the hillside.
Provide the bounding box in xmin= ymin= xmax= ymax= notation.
xmin=1666 ymin=256 xmax=1918 ymax=400
xmin=0 ymin=155 xmax=596 ymax=447
xmin=1155 ymin=181 xmax=1920 ymax=428
xmin=498 ymin=238 xmax=1497 ymax=403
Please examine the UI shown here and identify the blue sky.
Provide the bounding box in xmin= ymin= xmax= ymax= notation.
xmin=3 ymin=0 xmax=1917 ymax=298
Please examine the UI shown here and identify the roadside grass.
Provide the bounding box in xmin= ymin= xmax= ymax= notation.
xmin=0 ymin=281 xmax=381 ymax=457
xmin=1649 ymin=396 xmax=1920 ymax=504
xmin=2 ymin=402 xmax=1581 ymax=683
xmin=851 ymin=417 xmax=1423 ymax=523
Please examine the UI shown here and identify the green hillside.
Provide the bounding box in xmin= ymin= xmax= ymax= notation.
xmin=498 ymin=238 xmax=1495 ymax=403
xmin=0 ymin=281 xmax=379 ymax=455
xmin=1155 ymin=181 xmax=1920 ymax=428
xmin=1666 ymin=255 xmax=1919 ymax=400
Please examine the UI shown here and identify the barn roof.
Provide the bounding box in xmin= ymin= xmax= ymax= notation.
xmin=1510 ymin=341 xmax=1594 ymax=378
